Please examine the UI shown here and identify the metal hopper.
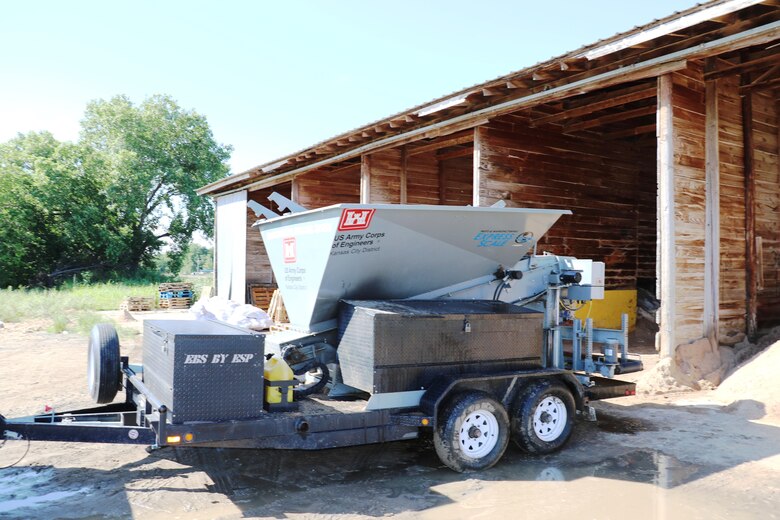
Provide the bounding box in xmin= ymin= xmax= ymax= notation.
xmin=257 ymin=204 xmax=570 ymax=331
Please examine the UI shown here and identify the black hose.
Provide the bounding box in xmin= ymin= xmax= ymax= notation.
xmin=292 ymin=362 xmax=330 ymax=399
xmin=493 ymin=280 xmax=508 ymax=301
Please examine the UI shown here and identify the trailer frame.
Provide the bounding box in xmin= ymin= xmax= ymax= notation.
xmin=2 ymin=356 xmax=636 ymax=453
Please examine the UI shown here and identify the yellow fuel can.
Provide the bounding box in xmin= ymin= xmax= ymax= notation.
xmin=263 ymin=355 xmax=295 ymax=410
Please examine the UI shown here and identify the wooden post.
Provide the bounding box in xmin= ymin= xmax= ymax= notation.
xmin=704 ymin=72 xmax=720 ymax=345
xmin=291 ymin=175 xmax=300 ymax=204
xmin=741 ymin=84 xmax=758 ymax=339
xmin=400 ymin=147 xmax=408 ymax=204
xmin=439 ymin=160 xmax=447 ymax=205
xmin=657 ymin=74 xmax=676 ymax=358
xmin=360 ymin=154 xmax=371 ymax=204
xmin=472 ymin=127 xmax=483 ymax=207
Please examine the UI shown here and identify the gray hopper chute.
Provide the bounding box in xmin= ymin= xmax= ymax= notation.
xmin=256 ymin=203 xmax=570 ymax=331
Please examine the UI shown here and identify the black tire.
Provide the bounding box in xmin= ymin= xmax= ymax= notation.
xmin=433 ymin=391 xmax=509 ymax=472
xmin=87 ymin=323 xmax=121 ymax=404
xmin=511 ymin=379 xmax=575 ymax=454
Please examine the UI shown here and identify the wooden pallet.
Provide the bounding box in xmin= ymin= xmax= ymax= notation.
xmin=159 ymin=297 xmax=192 ymax=309
xmin=249 ymin=284 xmax=277 ymax=311
xmin=119 ymin=297 xmax=153 ymax=312
xmin=267 ymin=289 xmax=288 ymax=325
xmin=159 ymin=282 xmax=193 ymax=292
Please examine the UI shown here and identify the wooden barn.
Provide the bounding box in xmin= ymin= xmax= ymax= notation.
xmin=198 ymin=0 xmax=779 ymax=357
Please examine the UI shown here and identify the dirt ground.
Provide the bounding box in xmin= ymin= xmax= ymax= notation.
xmin=1 ymin=312 xmax=779 ymax=519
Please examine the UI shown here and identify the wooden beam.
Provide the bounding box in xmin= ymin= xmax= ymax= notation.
xmin=604 ymin=123 xmax=657 ymax=139
xmin=742 ymin=77 xmax=758 ymax=338
xmin=704 ymin=74 xmax=720 ymax=344
xmin=704 ymin=52 xmax=780 ymax=80
xmin=506 ymin=78 xmax=531 ymax=89
xmin=473 ymin=127 xmax=483 ymax=207
xmin=532 ymin=86 xmax=656 ymax=126
xmin=437 ymin=146 xmax=474 ymax=161
xmin=438 ymin=159 xmax=447 ymax=205
xmin=407 ymin=130 xmax=474 ymax=157
xmin=400 ymin=147 xmax=408 ymax=204
xmin=482 ymin=87 xmax=504 ymax=97
xmin=360 ymin=155 xmax=371 ymax=203
xmin=740 ymin=76 xmax=780 ymax=93
xmin=580 ymin=0 xmax=766 ymax=60
xmin=564 ymin=104 xmax=657 ymax=133
xmin=657 ymin=74 xmax=676 ymax=358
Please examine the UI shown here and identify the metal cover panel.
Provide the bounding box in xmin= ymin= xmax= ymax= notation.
xmin=337 ymin=300 xmax=543 ymax=394
xmin=142 ymin=320 xmax=265 ymax=423
xmin=258 ymin=203 xmax=569 ymax=330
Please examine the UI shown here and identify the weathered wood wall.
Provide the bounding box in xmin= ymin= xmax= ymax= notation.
xmin=474 ymin=117 xmax=654 ymax=289
xmin=440 ymin=155 xmax=473 ymax=205
xmin=669 ymin=63 xmax=707 ymax=345
xmin=365 ymin=150 xmax=403 ymax=203
xmin=295 ymin=164 xmax=361 ymax=208
xmin=406 ymin=151 xmax=440 ymax=205
xmin=754 ymin=91 xmax=780 ymax=325
xmin=717 ymin=73 xmax=747 ymax=334
xmin=361 ymin=147 xmax=473 ymax=205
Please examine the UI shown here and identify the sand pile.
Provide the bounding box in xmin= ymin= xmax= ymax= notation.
xmin=637 ymin=325 xmax=780 ymax=397
xmin=715 ymin=328 xmax=780 ymax=421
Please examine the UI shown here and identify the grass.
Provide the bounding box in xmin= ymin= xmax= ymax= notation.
xmin=0 ymin=274 xmax=213 ymax=337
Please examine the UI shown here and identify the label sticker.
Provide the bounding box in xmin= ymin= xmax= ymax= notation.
xmin=283 ymin=237 xmax=296 ymax=263
xmin=338 ymin=209 xmax=375 ymax=231
xmin=473 ymin=230 xmax=518 ymax=247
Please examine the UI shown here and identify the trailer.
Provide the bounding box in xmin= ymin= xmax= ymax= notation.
xmin=2 ymin=197 xmax=641 ymax=472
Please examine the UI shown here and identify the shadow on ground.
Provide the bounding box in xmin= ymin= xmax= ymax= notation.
xmin=1 ymin=399 xmax=778 ymax=518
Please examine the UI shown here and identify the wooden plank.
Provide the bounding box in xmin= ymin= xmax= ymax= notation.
xmin=400 ymin=147 xmax=408 ymax=204
xmin=658 ymin=73 xmax=676 ymax=357
xmin=360 ymin=155 xmax=371 ymax=203
xmin=473 ymin=127 xmax=483 ymax=207
xmin=704 ymin=75 xmax=720 ymax=344
xmin=605 ymin=124 xmax=657 ymax=139
xmin=742 ymin=84 xmax=758 ymax=338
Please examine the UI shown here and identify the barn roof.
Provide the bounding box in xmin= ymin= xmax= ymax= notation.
xmin=198 ymin=0 xmax=780 ymax=196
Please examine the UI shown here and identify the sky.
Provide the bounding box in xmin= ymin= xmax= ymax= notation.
xmin=1 ymin=0 xmax=699 ymax=175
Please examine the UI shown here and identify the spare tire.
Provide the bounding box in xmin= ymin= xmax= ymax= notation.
xmin=87 ymin=323 xmax=121 ymax=404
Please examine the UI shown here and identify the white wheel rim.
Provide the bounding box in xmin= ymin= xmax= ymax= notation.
xmin=458 ymin=409 xmax=499 ymax=459
xmin=533 ymin=395 xmax=567 ymax=442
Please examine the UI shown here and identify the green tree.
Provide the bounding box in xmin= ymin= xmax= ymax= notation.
xmin=80 ymin=94 xmax=231 ymax=274
xmin=0 ymin=132 xmax=124 ymax=286
xmin=0 ymin=95 xmax=231 ymax=287
xmin=182 ymin=243 xmax=213 ymax=274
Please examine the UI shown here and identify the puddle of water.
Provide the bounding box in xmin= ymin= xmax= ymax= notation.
xmin=0 ymin=467 xmax=91 ymax=514
xmin=595 ymin=411 xmax=657 ymax=434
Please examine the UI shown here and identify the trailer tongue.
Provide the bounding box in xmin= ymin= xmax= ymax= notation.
xmin=3 ymin=198 xmax=641 ymax=472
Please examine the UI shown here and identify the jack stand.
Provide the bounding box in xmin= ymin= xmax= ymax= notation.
xmin=583 ymin=405 xmax=597 ymax=422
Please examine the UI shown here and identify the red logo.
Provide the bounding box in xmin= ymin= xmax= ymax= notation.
xmin=282 ymin=237 xmax=296 ymax=263
xmin=338 ymin=209 xmax=375 ymax=231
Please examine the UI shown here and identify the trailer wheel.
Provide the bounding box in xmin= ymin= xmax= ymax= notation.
xmin=87 ymin=323 xmax=121 ymax=404
xmin=511 ymin=379 xmax=575 ymax=454
xmin=433 ymin=391 xmax=509 ymax=472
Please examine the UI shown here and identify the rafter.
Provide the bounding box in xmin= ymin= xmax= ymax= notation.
xmin=705 ymin=51 xmax=780 ymax=79
xmin=564 ymin=104 xmax=657 ymax=133
xmin=532 ymin=85 xmax=656 ymax=126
